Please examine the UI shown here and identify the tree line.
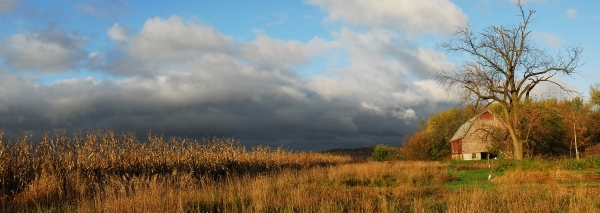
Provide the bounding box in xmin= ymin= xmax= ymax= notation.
xmin=399 ymin=87 xmax=600 ymax=160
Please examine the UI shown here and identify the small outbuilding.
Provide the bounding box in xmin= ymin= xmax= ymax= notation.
xmin=450 ymin=110 xmax=508 ymax=160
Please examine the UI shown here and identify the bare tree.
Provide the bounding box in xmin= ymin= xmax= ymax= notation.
xmin=436 ymin=3 xmax=583 ymax=160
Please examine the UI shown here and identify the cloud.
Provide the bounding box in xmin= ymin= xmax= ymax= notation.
xmin=76 ymin=0 xmax=131 ymax=18
xmin=391 ymin=108 xmax=417 ymax=121
xmin=305 ymin=27 xmax=457 ymax=126
xmin=240 ymin=33 xmax=339 ymax=69
xmin=0 ymin=15 xmax=460 ymax=150
xmin=241 ymin=34 xmax=310 ymax=66
xmin=130 ymin=15 xmax=234 ymax=63
xmin=89 ymin=51 xmax=156 ymax=76
xmin=305 ymin=28 xmax=450 ymax=104
xmin=107 ymin=23 xmax=128 ymax=42
xmin=307 ymin=0 xmax=467 ymax=35
xmin=565 ymin=9 xmax=577 ymax=19
xmin=102 ymin=16 xmax=341 ymax=77
xmin=361 ymin=102 xmax=385 ymax=116
xmin=0 ymin=28 xmax=453 ymax=149
xmin=0 ymin=27 xmax=86 ymax=73
xmin=525 ymin=75 xmax=579 ymax=99
xmin=412 ymin=80 xmax=455 ymax=103
xmin=0 ymin=0 xmax=17 ymax=13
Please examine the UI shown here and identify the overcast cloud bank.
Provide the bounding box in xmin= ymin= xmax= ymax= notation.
xmin=0 ymin=0 xmax=581 ymax=150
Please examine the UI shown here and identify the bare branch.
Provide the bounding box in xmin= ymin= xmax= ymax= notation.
xmin=435 ymin=2 xmax=583 ymax=160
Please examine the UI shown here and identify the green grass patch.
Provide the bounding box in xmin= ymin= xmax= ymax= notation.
xmin=445 ymin=159 xmax=600 ymax=190
xmin=565 ymin=168 xmax=600 ymax=175
xmin=445 ymin=160 xmax=513 ymax=190
xmin=444 ymin=168 xmax=498 ymax=190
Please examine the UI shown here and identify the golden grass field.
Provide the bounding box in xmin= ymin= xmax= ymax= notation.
xmin=2 ymin=130 xmax=600 ymax=212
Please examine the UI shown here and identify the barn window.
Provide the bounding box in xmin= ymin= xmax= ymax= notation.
xmin=472 ymin=153 xmax=477 ymax=160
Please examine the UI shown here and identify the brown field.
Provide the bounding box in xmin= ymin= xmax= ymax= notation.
xmin=2 ymin=130 xmax=600 ymax=212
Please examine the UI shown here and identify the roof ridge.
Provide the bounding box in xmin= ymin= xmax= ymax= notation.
xmin=449 ymin=110 xmax=505 ymax=142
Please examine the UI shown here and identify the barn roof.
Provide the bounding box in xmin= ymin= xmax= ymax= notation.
xmin=449 ymin=110 xmax=504 ymax=142
xmin=450 ymin=113 xmax=480 ymax=142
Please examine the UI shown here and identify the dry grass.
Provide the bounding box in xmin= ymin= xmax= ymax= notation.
xmin=78 ymin=161 xmax=600 ymax=213
xmin=78 ymin=161 xmax=455 ymax=212
xmin=3 ymin=130 xmax=600 ymax=212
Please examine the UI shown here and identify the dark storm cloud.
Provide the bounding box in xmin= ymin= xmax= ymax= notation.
xmin=0 ymin=63 xmax=454 ymax=150
xmin=0 ymin=14 xmax=460 ymax=150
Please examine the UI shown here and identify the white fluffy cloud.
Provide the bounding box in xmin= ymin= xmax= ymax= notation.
xmin=1 ymin=28 xmax=85 ymax=73
xmin=130 ymin=15 xmax=233 ymax=63
xmin=241 ymin=34 xmax=339 ymax=68
xmin=107 ymin=23 xmax=128 ymax=42
xmin=307 ymin=0 xmax=467 ymax=35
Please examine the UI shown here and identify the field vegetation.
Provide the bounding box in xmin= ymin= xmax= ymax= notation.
xmin=2 ymin=130 xmax=600 ymax=212
xmin=0 ymin=130 xmax=350 ymax=212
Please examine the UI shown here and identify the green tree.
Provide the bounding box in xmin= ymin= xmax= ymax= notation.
xmin=589 ymin=84 xmax=600 ymax=109
xmin=425 ymin=106 xmax=482 ymax=160
xmin=399 ymin=105 xmax=483 ymax=160
xmin=372 ymin=144 xmax=391 ymax=162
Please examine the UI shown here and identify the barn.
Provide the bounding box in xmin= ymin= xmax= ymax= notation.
xmin=450 ymin=110 xmax=508 ymax=160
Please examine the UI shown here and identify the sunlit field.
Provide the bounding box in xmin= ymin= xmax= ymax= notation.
xmin=2 ymin=130 xmax=600 ymax=212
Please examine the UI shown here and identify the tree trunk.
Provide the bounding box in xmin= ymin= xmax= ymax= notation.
xmin=503 ymin=105 xmax=524 ymax=160
xmin=513 ymin=137 xmax=523 ymax=160
xmin=506 ymin=122 xmax=523 ymax=160
xmin=573 ymin=113 xmax=579 ymax=160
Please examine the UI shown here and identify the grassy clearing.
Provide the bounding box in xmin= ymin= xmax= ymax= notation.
xmin=3 ymin=131 xmax=600 ymax=212
xmin=445 ymin=160 xmax=499 ymax=189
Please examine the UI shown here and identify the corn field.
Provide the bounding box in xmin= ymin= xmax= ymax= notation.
xmin=0 ymin=130 xmax=351 ymax=210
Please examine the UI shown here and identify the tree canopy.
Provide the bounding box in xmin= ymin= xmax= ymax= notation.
xmin=399 ymin=94 xmax=600 ymax=160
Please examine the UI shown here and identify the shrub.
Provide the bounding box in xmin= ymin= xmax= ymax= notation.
xmin=372 ymin=144 xmax=390 ymax=162
xmin=398 ymin=131 xmax=432 ymax=160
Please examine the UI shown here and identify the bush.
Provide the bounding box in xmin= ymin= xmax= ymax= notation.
xmin=372 ymin=144 xmax=391 ymax=162
xmin=398 ymin=132 xmax=431 ymax=160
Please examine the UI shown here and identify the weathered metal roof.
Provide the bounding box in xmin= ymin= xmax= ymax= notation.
xmin=449 ymin=110 xmax=506 ymax=142
xmin=449 ymin=113 xmax=480 ymax=142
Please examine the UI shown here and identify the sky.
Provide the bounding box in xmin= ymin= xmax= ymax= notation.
xmin=0 ymin=0 xmax=598 ymax=150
